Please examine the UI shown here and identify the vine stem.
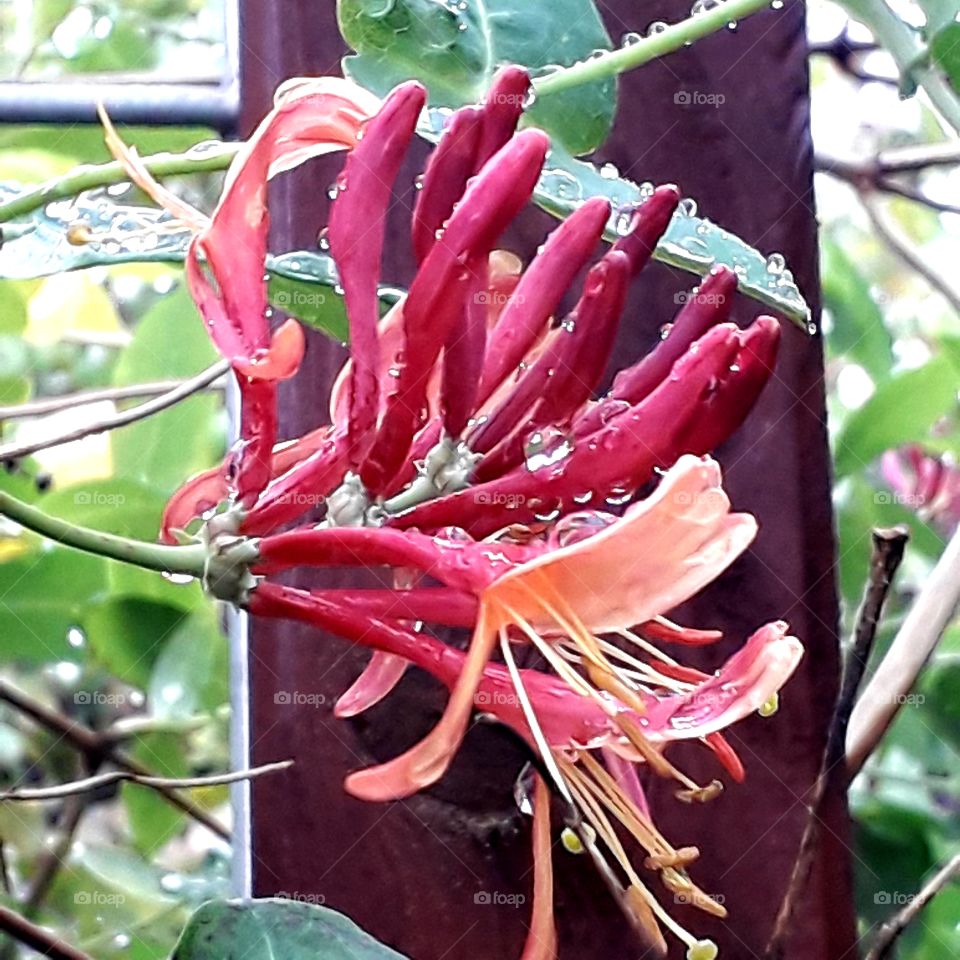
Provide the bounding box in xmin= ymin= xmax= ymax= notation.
xmin=0 ymin=143 xmax=239 ymax=224
xmin=0 ymin=904 xmax=94 ymax=960
xmin=0 ymin=490 xmax=206 ymax=576
xmin=533 ymin=0 xmax=775 ymax=98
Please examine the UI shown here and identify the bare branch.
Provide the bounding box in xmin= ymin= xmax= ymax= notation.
xmin=865 ymin=851 xmax=960 ymax=960
xmin=0 ymin=376 xmax=226 ymax=422
xmin=0 ymin=760 xmax=293 ymax=801
xmin=860 ymin=192 xmax=960 ymax=317
xmin=0 ymin=679 xmax=229 ymax=840
xmin=0 ymin=359 xmax=230 ymax=461
xmin=766 ymin=527 xmax=909 ymax=960
xmin=848 ymin=522 xmax=960 ymax=775
xmin=0 ymin=904 xmax=94 ymax=960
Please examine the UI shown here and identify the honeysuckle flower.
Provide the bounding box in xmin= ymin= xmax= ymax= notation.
xmin=107 ymin=65 xmax=801 ymax=960
xmin=245 ymin=456 xmax=803 ymax=960
xmin=881 ymin=444 xmax=960 ymax=533
xmin=154 ymin=66 xmax=780 ymax=548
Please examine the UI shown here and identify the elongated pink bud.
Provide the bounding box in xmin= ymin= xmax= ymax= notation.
xmin=612 ymin=185 xmax=681 ymax=276
xmin=677 ymin=316 xmax=780 ymax=453
xmin=361 ymin=130 xmax=550 ymax=495
xmin=476 ymin=66 xmax=530 ymax=164
xmin=393 ymin=325 xmax=744 ymax=536
xmin=412 ymin=106 xmax=483 ymax=264
xmin=442 ymin=257 xmax=489 ymax=438
xmin=475 ymin=251 xmax=631 ymax=479
xmin=330 ymin=82 xmax=426 ymax=467
xmin=477 ymin=197 xmax=610 ymax=404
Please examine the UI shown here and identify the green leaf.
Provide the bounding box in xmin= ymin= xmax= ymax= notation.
xmin=173 ymin=899 xmax=409 ymax=960
xmin=0 ymin=547 xmax=105 ymax=662
xmin=834 ymin=355 xmax=959 ymax=476
xmin=110 ymin=286 xmax=221 ymax=495
xmin=268 ymin=252 xmax=400 ymax=342
xmin=426 ymin=110 xmax=814 ymax=326
xmin=931 ymin=22 xmax=960 ymax=92
xmin=821 ymin=235 xmax=894 ymax=378
xmin=0 ymin=376 xmax=29 ymax=405
xmin=86 ymin=597 xmax=189 ymax=689
xmin=339 ymin=0 xmax=615 ymax=156
xmin=148 ymin=604 xmax=226 ymax=719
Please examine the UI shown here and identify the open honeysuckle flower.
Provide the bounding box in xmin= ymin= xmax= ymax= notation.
xmin=246 ymin=456 xmax=804 ymax=960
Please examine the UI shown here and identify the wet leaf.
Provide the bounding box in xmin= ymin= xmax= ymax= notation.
xmin=173 ymin=899 xmax=409 ymax=960
xmin=339 ymin=0 xmax=615 ymax=156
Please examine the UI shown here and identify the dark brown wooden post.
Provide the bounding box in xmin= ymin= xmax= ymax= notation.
xmin=238 ymin=2 xmax=857 ymax=957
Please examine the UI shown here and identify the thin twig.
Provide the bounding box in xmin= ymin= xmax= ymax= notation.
xmin=0 ymin=359 xmax=230 ymax=461
xmin=0 ymin=760 xmax=293 ymax=801
xmin=860 ymin=192 xmax=960 ymax=316
xmin=865 ymin=851 xmax=960 ymax=960
xmin=0 ymin=680 xmax=228 ymax=840
xmin=0 ymin=376 xmax=226 ymax=422
xmin=817 ymin=154 xmax=960 ymax=214
xmin=0 ymin=904 xmax=94 ymax=960
xmin=848 ymin=521 xmax=960 ymax=775
xmin=766 ymin=527 xmax=909 ymax=960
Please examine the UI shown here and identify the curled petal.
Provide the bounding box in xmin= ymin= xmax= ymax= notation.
xmin=335 ymin=652 xmax=410 ymax=718
xmin=232 ymin=318 xmax=306 ymax=382
xmin=486 ymin=455 xmax=758 ymax=635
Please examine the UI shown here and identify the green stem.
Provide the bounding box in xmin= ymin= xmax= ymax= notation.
xmin=0 ymin=491 xmax=206 ymax=576
xmin=533 ymin=0 xmax=774 ymax=99
xmin=838 ymin=0 xmax=960 ymax=133
xmin=0 ymin=143 xmax=240 ymax=224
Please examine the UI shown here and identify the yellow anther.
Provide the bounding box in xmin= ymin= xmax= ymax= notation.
xmin=561 ymin=827 xmax=584 ymax=854
xmin=687 ymin=939 xmax=719 ymax=960
xmin=759 ymin=692 xmax=780 ymax=717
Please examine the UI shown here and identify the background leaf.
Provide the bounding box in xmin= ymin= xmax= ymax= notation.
xmin=172 ymin=899 xmax=410 ymax=960
xmin=339 ymin=0 xmax=615 ymax=156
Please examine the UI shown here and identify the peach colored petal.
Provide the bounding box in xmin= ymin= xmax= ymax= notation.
xmin=335 ymin=651 xmax=410 ymax=718
xmin=488 ymin=455 xmax=757 ymax=634
xmin=520 ymin=776 xmax=558 ymax=960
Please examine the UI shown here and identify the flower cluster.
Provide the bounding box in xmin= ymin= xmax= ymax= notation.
xmin=111 ymin=68 xmax=804 ymax=960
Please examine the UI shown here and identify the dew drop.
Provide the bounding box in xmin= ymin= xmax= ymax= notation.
xmin=621 ymin=31 xmax=643 ymax=47
xmin=765 ymin=252 xmax=786 ymax=275
xmin=599 ymin=161 xmax=620 ymax=180
xmin=678 ymin=197 xmax=698 ymax=217
xmin=524 ymin=427 xmax=574 ymax=472
xmin=647 ymin=20 xmax=668 ymax=35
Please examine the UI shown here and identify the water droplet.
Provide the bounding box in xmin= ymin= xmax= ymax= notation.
xmin=524 ymin=427 xmax=575 ymax=473
xmin=560 ymin=317 xmax=576 ymax=333
xmin=160 ymin=873 xmax=184 ymax=894
xmin=621 ymin=31 xmax=643 ymax=47
xmin=327 ymin=184 xmax=339 ymax=201
xmin=727 ymin=20 xmax=738 ymax=31
xmin=414 ymin=174 xmax=425 ymax=191
xmin=638 ymin=180 xmax=655 ymax=201
xmin=67 ymin=627 xmax=85 ymax=649
xmin=765 ymin=252 xmax=786 ymax=275
xmin=599 ymin=162 xmax=620 ymax=180
xmin=678 ymin=197 xmax=698 ymax=217
xmin=805 ymin=320 xmax=818 ymax=335
xmin=647 ymin=20 xmax=668 ymax=35
xmin=771 ymin=0 xmax=784 ymax=8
